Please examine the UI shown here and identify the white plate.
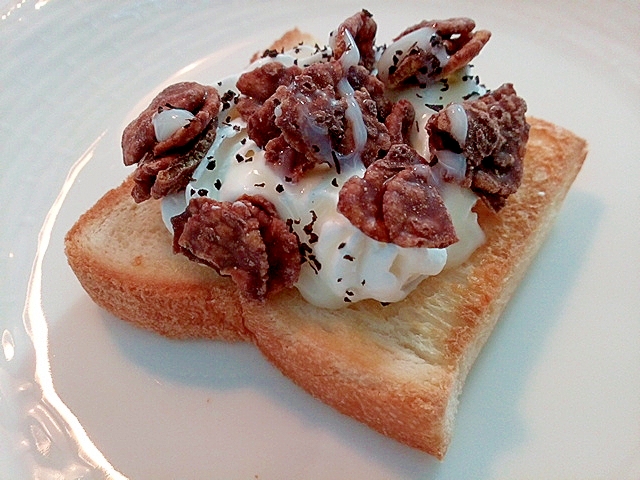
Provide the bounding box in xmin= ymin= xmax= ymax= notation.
xmin=1 ymin=1 xmax=639 ymax=478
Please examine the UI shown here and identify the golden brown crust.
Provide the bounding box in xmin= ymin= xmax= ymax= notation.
xmin=65 ymin=111 xmax=586 ymax=457
xmin=65 ymin=177 xmax=248 ymax=341
xmin=240 ymin=118 xmax=587 ymax=458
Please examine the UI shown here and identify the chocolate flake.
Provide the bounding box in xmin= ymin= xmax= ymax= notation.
xmin=303 ymin=210 xmax=319 ymax=243
xmin=262 ymin=48 xmax=279 ymax=58
xmin=285 ymin=218 xmax=295 ymax=233
xmin=221 ymin=90 xmax=236 ymax=102
xmin=299 ymin=242 xmax=312 ymax=254
xmin=425 ymin=103 xmax=444 ymax=112
xmin=308 ymin=254 xmax=322 ymax=272
xmin=332 ymin=152 xmax=342 ymax=174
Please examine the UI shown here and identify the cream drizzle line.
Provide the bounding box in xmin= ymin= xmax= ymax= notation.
xmin=331 ymin=29 xmax=368 ymax=173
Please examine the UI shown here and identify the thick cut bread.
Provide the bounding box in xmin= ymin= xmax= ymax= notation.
xmin=64 ymin=183 xmax=248 ymax=341
xmin=65 ymin=118 xmax=587 ymax=458
xmin=243 ymin=118 xmax=587 ymax=458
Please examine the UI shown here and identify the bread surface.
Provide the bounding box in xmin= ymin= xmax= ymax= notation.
xmin=65 ymin=117 xmax=587 ymax=458
xmin=242 ymin=118 xmax=587 ymax=457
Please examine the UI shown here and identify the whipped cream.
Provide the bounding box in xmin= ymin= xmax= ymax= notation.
xmin=161 ymin=35 xmax=486 ymax=309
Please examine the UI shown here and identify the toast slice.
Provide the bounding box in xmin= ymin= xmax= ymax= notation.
xmin=65 ymin=117 xmax=587 ymax=458
xmin=64 ymin=178 xmax=249 ymax=342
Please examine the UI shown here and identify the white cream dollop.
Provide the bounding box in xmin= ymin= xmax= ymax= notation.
xmin=183 ymin=122 xmax=450 ymax=308
xmin=161 ymin=36 xmax=486 ymax=309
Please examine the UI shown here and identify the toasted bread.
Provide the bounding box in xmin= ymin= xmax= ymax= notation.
xmin=65 ymin=117 xmax=587 ymax=458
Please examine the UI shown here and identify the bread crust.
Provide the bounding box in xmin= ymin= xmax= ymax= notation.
xmin=242 ymin=118 xmax=587 ymax=458
xmin=65 ymin=178 xmax=249 ymax=341
xmin=65 ymin=117 xmax=586 ymax=458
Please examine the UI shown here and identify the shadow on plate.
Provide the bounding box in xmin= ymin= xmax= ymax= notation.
xmin=436 ymin=190 xmax=603 ymax=476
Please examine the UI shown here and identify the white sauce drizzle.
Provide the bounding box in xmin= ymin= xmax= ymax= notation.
xmin=333 ymin=29 xmax=367 ymax=169
xmin=152 ymin=108 xmax=195 ymax=142
xmin=338 ymin=29 xmax=360 ymax=69
xmin=294 ymin=88 xmax=335 ymax=162
xmin=335 ymin=78 xmax=367 ymax=169
xmin=445 ymin=103 xmax=468 ymax=146
xmin=434 ymin=150 xmax=467 ymax=183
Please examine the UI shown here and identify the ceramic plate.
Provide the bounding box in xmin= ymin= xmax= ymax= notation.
xmin=1 ymin=1 xmax=639 ymax=478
